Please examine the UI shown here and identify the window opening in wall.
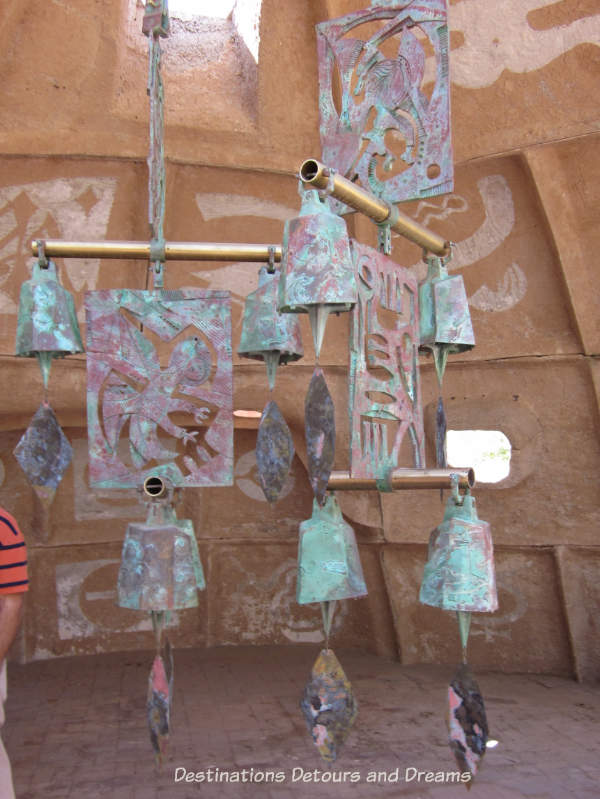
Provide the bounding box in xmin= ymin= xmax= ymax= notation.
xmin=169 ymin=1 xmax=236 ymax=20
xmin=167 ymin=0 xmax=262 ymax=63
xmin=446 ymin=430 xmax=511 ymax=483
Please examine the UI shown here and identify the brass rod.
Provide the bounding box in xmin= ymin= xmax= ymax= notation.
xmin=327 ymin=468 xmax=474 ymax=491
xmin=300 ymin=158 xmax=451 ymax=257
xmin=31 ymin=240 xmax=282 ymax=262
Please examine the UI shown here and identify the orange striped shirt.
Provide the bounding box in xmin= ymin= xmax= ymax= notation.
xmin=0 ymin=508 xmax=28 ymax=594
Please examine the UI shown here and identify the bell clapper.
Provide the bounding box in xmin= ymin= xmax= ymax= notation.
xmin=321 ymin=599 xmax=337 ymax=651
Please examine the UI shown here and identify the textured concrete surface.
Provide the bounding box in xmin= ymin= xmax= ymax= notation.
xmin=4 ymin=645 xmax=599 ymax=798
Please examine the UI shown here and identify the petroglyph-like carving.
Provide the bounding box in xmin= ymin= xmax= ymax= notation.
xmin=408 ymin=174 xmax=528 ymax=313
xmin=0 ymin=178 xmax=117 ymax=314
xmin=196 ymin=193 xmax=296 ymax=223
xmin=448 ymin=0 xmax=600 ymax=89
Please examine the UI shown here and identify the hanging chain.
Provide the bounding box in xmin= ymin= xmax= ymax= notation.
xmin=143 ymin=1 xmax=169 ymax=289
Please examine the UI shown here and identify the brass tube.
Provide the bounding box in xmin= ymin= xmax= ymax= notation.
xmin=32 ymin=240 xmax=282 ymax=262
xmin=327 ymin=468 xmax=474 ymax=491
xmin=300 ymin=158 xmax=451 ymax=257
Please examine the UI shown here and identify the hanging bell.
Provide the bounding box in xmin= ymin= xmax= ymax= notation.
xmin=418 ymin=254 xmax=474 ymax=385
xmin=297 ymin=493 xmax=367 ymax=605
xmin=15 ymin=258 xmax=84 ymax=387
xmin=419 ymin=490 xmax=497 ymax=613
xmin=278 ymin=189 xmax=356 ymax=358
xmin=117 ymin=489 xmax=205 ymax=611
xmin=238 ymin=266 xmax=303 ymax=390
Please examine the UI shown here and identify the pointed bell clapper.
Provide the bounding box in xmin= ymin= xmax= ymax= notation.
xmin=117 ymin=478 xmax=205 ymax=763
xmin=278 ymin=189 xmax=356 ymax=359
xmin=418 ymin=252 xmax=474 ymax=470
xmin=14 ymin=251 xmax=82 ymax=507
xmin=238 ymin=266 xmax=304 ymax=390
xmin=419 ymin=484 xmax=497 ymax=782
xmin=238 ymin=266 xmax=302 ymax=502
xmin=15 ymin=256 xmax=84 ymax=389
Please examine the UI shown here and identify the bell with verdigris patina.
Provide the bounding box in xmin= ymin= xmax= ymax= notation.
xmin=238 ymin=266 xmax=303 ymax=390
xmin=419 ymin=490 xmax=497 ymax=613
xmin=279 ymin=189 xmax=355 ymax=359
xmin=418 ymin=253 xmax=474 ymax=386
xmin=117 ymin=500 xmax=205 ymax=612
xmin=15 ymin=259 xmax=84 ymax=387
xmin=297 ymin=493 xmax=367 ymax=604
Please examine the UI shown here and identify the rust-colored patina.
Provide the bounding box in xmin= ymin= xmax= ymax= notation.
xmin=297 ymin=493 xmax=367 ymax=605
xmin=15 ymin=258 xmax=84 ymax=388
xmin=418 ymin=253 xmax=475 ymax=386
xmin=279 ymin=189 xmax=356 ymax=358
xmin=300 ymin=648 xmax=358 ymax=763
xmin=447 ymin=663 xmax=489 ymax=782
xmin=238 ymin=266 xmax=303 ymax=390
xmin=349 ymin=241 xmax=425 ymax=478
xmin=85 ymin=289 xmax=233 ymax=489
xmin=316 ymin=0 xmax=453 ymax=213
xmin=420 ymin=490 xmax=498 ymax=614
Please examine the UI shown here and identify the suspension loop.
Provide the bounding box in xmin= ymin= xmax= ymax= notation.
xmin=36 ymin=239 xmax=48 ymax=269
xmin=267 ymin=245 xmax=276 ymax=274
xmin=376 ymin=203 xmax=399 ymax=256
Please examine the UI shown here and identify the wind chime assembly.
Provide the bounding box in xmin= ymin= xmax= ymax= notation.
xmin=15 ymin=0 xmax=498 ymax=782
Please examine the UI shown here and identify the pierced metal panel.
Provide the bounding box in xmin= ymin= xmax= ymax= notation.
xmin=349 ymin=242 xmax=424 ymax=478
xmin=85 ymin=289 xmax=233 ymax=488
xmin=317 ymin=0 xmax=452 ymax=212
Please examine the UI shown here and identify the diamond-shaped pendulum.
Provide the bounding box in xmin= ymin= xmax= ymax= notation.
xmin=13 ymin=403 xmax=73 ymax=508
xmin=448 ymin=660 xmax=489 ymax=782
xmin=446 ymin=610 xmax=489 ymax=782
xmin=300 ymin=644 xmax=358 ymax=763
xmin=255 ymin=400 xmax=295 ymax=503
xmin=305 ymin=368 xmax=335 ymax=505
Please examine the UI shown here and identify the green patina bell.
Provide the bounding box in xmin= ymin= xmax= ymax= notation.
xmin=279 ymin=189 xmax=356 ymax=358
xmin=117 ymin=500 xmax=205 ymax=612
xmin=238 ymin=266 xmax=303 ymax=390
xmin=419 ymin=490 xmax=497 ymax=614
xmin=297 ymin=493 xmax=367 ymax=604
xmin=418 ymin=254 xmax=474 ymax=385
xmin=15 ymin=259 xmax=84 ymax=387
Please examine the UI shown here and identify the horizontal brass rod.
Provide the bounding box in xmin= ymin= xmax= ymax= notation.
xmin=32 ymin=240 xmax=282 ymax=262
xmin=327 ymin=468 xmax=474 ymax=491
xmin=300 ymin=158 xmax=451 ymax=257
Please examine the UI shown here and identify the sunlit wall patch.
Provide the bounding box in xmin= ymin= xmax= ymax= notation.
xmin=446 ymin=430 xmax=511 ymax=483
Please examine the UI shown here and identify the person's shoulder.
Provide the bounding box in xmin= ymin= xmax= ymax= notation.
xmin=0 ymin=508 xmax=24 ymax=545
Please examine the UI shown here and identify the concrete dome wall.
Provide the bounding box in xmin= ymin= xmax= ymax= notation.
xmin=0 ymin=0 xmax=598 ymax=680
